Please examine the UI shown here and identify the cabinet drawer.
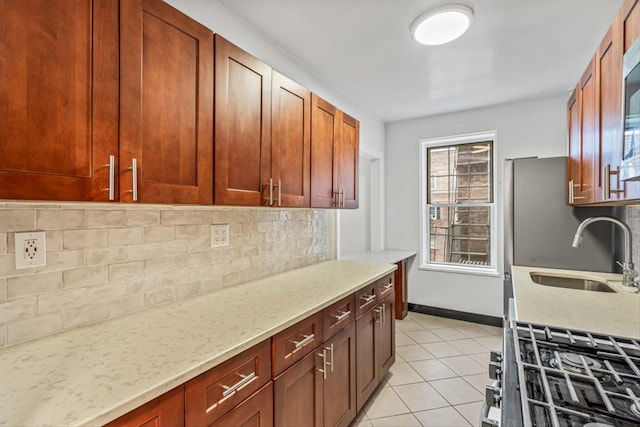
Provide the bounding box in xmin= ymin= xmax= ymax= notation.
xmin=104 ymin=385 xmax=184 ymax=427
xmin=185 ymin=339 xmax=271 ymax=426
xmin=354 ymin=283 xmax=377 ymax=318
xmin=323 ymin=294 xmax=356 ymax=340
xmin=376 ymin=273 xmax=394 ymax=300
xmin=211 ymin=382 xmax=273 ymax=427
xmin=272 ymin=311 xmax=323 ymax=377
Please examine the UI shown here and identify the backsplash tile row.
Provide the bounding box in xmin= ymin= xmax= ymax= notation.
xmin=0 ymin=203 xmax=333 ymax=348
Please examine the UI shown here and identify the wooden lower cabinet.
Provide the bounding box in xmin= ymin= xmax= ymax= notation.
xmin=104 ymin=386 xmax=184 ymax=427
xmin=104 ymin=276 xmax=394 ymax=427
xmin=211 ymin=382 xmax=273 ymax=427
xmin=394 ymin=260 xmax=408 ymax=320
xmin=355 ymin=293 xmax=395 ymax=411
xmin=273 ymin=349 xmax=324 ymax=427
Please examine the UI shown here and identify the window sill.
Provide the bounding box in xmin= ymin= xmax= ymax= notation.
xmin=418 ymin=263 xmax=500 ymax=278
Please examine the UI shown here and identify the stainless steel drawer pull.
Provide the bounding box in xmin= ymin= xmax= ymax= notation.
xmin=327 ymin=343 xmax=334 ymax=372
xmin=278 ymin=179 xmax=282 ymax=206
xmin=105 ymin=155 xmax=115 ymax=200
xmin=382 ymin=282 xmax=394 ymax=291
xmin=360 ymin=294 xmax=376 ymax=304
xmin=292 ymin=333 xmax=315 ymax=349
xmin=374 ymin=306 xmax=383 ymax=324
xmin=128 ymin=158 xmax=138 ymax=202
xmin=219 ymin=371 xmax=257 ymax=399
xmin=318 ymin=349 xmax=327 ymax=380
xmin=269 ymin=178 xmax=274 ymax=206
xmin=333 ymin=310 xmax=351 ymax=322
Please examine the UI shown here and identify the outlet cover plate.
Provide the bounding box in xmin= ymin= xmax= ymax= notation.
xmin=15 ymin=231 xmax=46 ymax=269
xmin=210 ymin=224 xmax=229 ymax=248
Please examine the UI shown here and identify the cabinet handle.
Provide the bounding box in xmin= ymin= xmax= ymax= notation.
xmin=360 ymin=294 xmax=376 ymax=305
xmin=318 ymin=348 xmax=327 ymax=380
xmin=568 ymin=179 xmax=573 ymax=203
xmin=604 ymin=164 xmax=624 ymax=199
xmin=269 ymin=178 xmax=274 ymax=206
xmin=382 ymin=282 xmax=394 ymax=292
xmin=219 ymin=371 xmax=257 ymax=399
xmin=340 ymin=188 xmax=345 ymax=208
xmin=382 ymin=303 xmax=386 ymax=325
xmin=325 ymin=343 xmax=334 ymax=373
xmin=333 ymin=310 xmax=351 ymax=322
xmin=278 ymin=179 xmax=282 ymax=206
xmin=333 ymin=190 xmax=339 ymax=207
xmin=374 ymin=306 xmax=383 ymax=324
xmin=291 ymin=333 xmax=315 ymax=349
xmin=128 ymin=158 xmax=138 ymax=202
xmin=105 ymin=155 xmax=115 ymax=201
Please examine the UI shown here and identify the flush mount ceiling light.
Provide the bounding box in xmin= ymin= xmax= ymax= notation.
xmin=410 ymin=4 xmax=474 ymax=46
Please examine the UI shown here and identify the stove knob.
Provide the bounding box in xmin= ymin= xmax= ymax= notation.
xmin=488 ymin=361 xmax=502 ymax=380
xmin=490 ymin=350 xmax=502 ymax=363
xmin=485 ymin=384 xmax=501 ymax=408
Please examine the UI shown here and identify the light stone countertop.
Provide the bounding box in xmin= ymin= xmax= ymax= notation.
xmin=340 ymin=249 xmax=416 ymax=265
xmin=512 ymin=265 xmax=640 ymax=338
xmin=0 ymin=260 xmax=396 ymax=427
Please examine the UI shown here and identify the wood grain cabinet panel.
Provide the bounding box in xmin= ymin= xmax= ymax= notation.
xmin=120 ymin=0 xmax=213 ymax=204
xmin=322 ymin=322 xmax=357 ymax=427
xmin=272 ymin=312 xmax=323 ymax=377
xmin=272 ymin=72 xmax=311 ymax=207
xmin=104 ymin=386 xmax=184 ymax=427
xmin=185 ymin=340 xmax=271 ymax=426
xmin=322 ymin=294 xmax=356 ymax=340
xmin=214 ymin=35 xmax=272 ymax=206
xmin=394 ymin=261 xmax=408 ymax=320
xmin=623 ymin=0 xmax=639 ymax=53
xmin=310 ymin=94 xmax=359 ymax=209
xmin=210 ymin=382 xmax=274 ymax=427
xmin=273 ymin=350 xmax=324 ymax=427
xmin=0 ymin=0 xmax=118 ymax=201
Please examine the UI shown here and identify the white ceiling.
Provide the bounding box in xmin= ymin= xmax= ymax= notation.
xmin=219 ymin=0 xmax=623 ymax=123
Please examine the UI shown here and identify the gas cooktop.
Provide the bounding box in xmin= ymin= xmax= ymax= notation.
xmin=513 ymin=322 xmax=640 ymax=427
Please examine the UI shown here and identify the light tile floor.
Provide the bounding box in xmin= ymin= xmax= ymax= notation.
xmin=351 ymin=311 xmax=503 ymax=427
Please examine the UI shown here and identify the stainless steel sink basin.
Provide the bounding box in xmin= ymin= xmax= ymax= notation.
xmin=529 ymin=273 xmax=616 ymax=293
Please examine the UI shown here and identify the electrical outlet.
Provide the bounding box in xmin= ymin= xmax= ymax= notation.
xmin=15 ymin=231 xmax=46 ymax=269
xmin=210 ymin=224 xmax=229 ymax=248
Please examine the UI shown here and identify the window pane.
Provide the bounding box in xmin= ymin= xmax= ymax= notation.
xmin=428 ymin=206 xmax=491 ymax=266
xmin=427 ymin=142 xmax=492 ymax=204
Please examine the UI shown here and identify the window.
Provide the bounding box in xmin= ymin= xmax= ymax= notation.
xmin=419 ymin=131 xmax=498 ymax=276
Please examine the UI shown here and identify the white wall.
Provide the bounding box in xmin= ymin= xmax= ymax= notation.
xmin=339 ymin=158 xmax=371 ymax=256
xmin=385 ymin=94 xmax=569 ymax=317
xmin=166 ymin=0 xmax=387 ymax=254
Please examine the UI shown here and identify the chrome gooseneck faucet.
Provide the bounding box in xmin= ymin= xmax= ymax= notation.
xmin=572 ymin=216 xmax=638 ymax=287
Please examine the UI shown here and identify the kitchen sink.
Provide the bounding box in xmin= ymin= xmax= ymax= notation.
xmin=529 ymin=273 xmax=616 ymax=293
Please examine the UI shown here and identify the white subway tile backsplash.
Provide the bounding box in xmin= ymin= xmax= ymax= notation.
xmin=0 ymin=203 xmax=332 ymax=348
xmin=109 ymin=227 xmax=145 ymax=245
xmin=0 ymin=210 xmax=36 ymax=231
xmin=37 ymin=210 xmax=85 ymax=229
xmin=37 ymin=288 xmax=88 ymax=315
xmin=62 ymin=229 xmax=108 ymax=249
xmin=7 ymin=313 xmax=63 ymax=345
xmin=7 ymin=272 xmax=63 ymax=299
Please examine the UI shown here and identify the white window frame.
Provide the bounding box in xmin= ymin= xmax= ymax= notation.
xmin=419 ymin=130 xmax=499 ymax=277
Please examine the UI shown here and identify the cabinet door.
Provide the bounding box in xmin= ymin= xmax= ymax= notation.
xmin=120 ymin=0 xmax=213 ymax=204
xmin=355 ymin=308 xmax=378 ymax=411
xmin=338 ymin=113 xmax=359 ymax=209
xmin=623 ymin=0 xmax=639 ymax=54
xmin=272 ymin=72 xmax=311 ymax=207
xmin=578 ymin=59 xmax=597 ymax=205
xmin=274 ymin=350 xmax=324 ymax=427
xmin=215 ymin=35 xmax=272 ymax=206
xmin=310 ymin=94 xmax=340 ymax=208
xmin=104 ymin=386 xmax=184 ymax=427
xmin=0 ymin=0 xmax=118 ymax=201
xmin=211 ymin=382 xmax=274 ymax=427
xmin=394 ymin=261 xmax=408 ymax=320
xmin=378 ymin=294 xmax=396 ymax=378
xmin=567 ymin=88 xmax=581 ymax=205
xmin=598 ymin=19 xmax=629 ymax=202
xmin=323 ymin=323 xmax=357 ymax=427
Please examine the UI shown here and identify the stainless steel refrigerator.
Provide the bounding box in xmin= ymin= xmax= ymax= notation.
xmin=503 ymin=157 xmax=614 ymax=313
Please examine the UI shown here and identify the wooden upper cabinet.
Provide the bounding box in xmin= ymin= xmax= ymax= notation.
xmin=310 ymin=95 xmax=340 ymax=208
xmin=272 ymin=72 xmax=311 ymax=207
xmin=567 ymin=88 xmax=581 ymax=205
xmin=0 ymin=0 xmax=119 ymax=202
xmin=214 ymin=35 xmax=272 ymax=206
xmin=120 ymin=0 xmax=213 ymax=204
xmin=623 ymin=0 xmax=639 ymax=54
xmin=339 ymin=113 xmax=359 ymax=209
xmin=310 ymin=94 xmax=359 ymax=209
